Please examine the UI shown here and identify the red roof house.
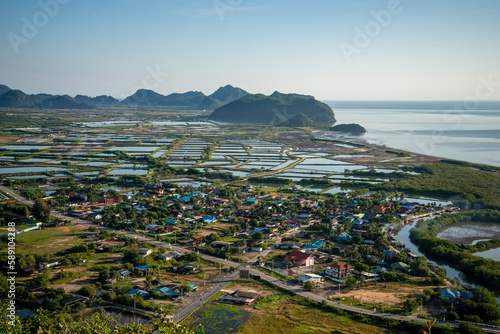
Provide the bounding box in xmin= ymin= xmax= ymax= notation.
xmin=369 ymin=205 xmax=387 ymax=214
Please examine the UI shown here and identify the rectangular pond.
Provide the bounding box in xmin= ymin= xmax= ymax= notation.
xmin=108 ymin=169 xmax=148 ymax=175
xmin=0 ymin=167 xmax=71 ymax=174
xmin=0 ymin=145 xmax=52 ymax=151
xmin=107 ymin=146 xmax=159 ymax=152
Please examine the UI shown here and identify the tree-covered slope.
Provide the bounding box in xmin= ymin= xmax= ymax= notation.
xmin=41 ymin=95 xmax=95 ymax=109
xmin=0 ymin=89 xmax=37 ymax=107
xmin=208 ymin=91 xmax=336 ymax=125
xmin=0 ymin=84 xmax=11 ymax=96
xmin=74 ymin=94 xmax=122 ymax=106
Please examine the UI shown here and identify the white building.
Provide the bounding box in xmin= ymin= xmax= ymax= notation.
xmin=138 ymin=248 xmax=152 ymax=257
xmin=297 ymin=273 xmax=323 ymax=284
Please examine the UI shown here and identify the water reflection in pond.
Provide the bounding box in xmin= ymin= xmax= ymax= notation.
xmin=394 ymin=219 xmax=500 ymax=302
xmin=436 ymin=222 xmax=500 ymax=245
xmin=473 ymin=247 xmax=500 ymax=261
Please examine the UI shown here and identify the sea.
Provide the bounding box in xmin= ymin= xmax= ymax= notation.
xmin=322 ymin=101 xmax=500 ymax=167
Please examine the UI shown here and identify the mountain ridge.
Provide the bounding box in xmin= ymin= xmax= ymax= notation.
xmin=0 ymin=89 xmax=95 ymax=109
xmin=197 ymin=84 xmax=248 ymax=110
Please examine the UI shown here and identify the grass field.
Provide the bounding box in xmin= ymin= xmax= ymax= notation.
xmin=12 ymin=225 xmax=85 ymax=255
xmin=186 ymin=294 xmax=386 ymax=334
xmin=0 ymin=223 xmax=33 ymax=235
xmin=237 ymin=294 xmax=385 ymax=334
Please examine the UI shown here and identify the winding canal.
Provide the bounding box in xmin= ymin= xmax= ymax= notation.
xmin=393 ymin=218 xmax=500 ymax=302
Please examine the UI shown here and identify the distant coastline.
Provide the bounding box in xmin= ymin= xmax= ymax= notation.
xmin=323 ymin=100 xmax=500 ymax=167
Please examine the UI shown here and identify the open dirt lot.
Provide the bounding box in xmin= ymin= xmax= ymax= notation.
xmin=329 ymin=283 xmax=431 ymax=307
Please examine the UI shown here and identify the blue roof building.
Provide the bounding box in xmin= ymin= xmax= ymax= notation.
xmin=125 ymin=289 xmax=149 ymax=297
xmin=134 ymin=265 xmax=151 ymax=271
xmin=373 ymin=267 xmax=387 ymax=274
xmin=303 ymin=240 xmax=325 ymax=250
xmin=383 ymin=250 xmax=399 ymax=257
xmin=152 ymin=286 xmax=180 ymax=297
xmin=353 ymin=218 xmax=370 ymax=225
xmin=165 ymin=218 xmax=178 ymax=225
xmin=335 ymin=232 xmax=352 ymax=242
xmin=440 ymin=288 xmax=470 ymax=300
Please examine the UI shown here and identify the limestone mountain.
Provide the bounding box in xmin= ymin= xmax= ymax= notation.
xmin=75 ymin=94 xmax=122 ymax=106
xmin=122 ymin=89 xmax=206 ymax=108
xmin=0 ymin=89 xmax=37 ymax=108
xmin=208 ymin=91 xmax=336 ymax=125
xmin=41 ymin=95 xmax=95 ymax=109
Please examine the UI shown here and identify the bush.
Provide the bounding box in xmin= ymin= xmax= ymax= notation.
xmin=463 ymin=315 xmax=483 ymax=323
xmin=402 ymin=298 xmax=419 ymax=314
xmin=79 ymin=285 xmax=96 ymax=298
xmin=447 ymin=311 xmax=459 ymax=321
xmin=458 ymin=323 xmax=486 ymax=334
xmin=303 ymin=280 xmax=317 ymax=291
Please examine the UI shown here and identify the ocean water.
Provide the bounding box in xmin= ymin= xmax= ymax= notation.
xmin=323 ymin=101 xmax=500 ymax=167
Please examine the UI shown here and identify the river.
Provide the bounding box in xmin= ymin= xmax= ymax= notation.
xmin=393 ymin=218 xmax=500 ymax=302
xmin=393 ymin=218 xmax=470 ymax=283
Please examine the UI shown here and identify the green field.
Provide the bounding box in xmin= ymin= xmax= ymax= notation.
xmin=187 ymin=295 xmax=387 ymax=334
xmin=191 ymin=304 xmax=249 ymax=334
xmin=239 ymin=295 xmax=385 ymax=334
xmin=12 ymin=225 xmax=85 ymax=255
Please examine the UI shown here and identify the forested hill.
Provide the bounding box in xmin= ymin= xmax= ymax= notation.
xmin=0 ymin=89 xmax=95 ymax=109
xmin=208 ymin=91 xmax=336 ymax=125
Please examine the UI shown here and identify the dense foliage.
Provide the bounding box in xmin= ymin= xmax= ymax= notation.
xmin=381 ymin=164 xmax=500 ymax=208
xmin=0 ymin=300 xmax=199 ymax=334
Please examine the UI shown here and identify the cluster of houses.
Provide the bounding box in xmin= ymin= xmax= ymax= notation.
xmin=124 ymin=283 xmax=198 ymax=299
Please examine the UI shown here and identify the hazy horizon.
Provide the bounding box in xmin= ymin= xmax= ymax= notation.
xmin=1 ymin=0 xmax=500 ymax=101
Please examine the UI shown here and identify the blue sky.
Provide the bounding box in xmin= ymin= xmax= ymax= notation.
xmin=1 ymin=0 xmax=499 ymax=100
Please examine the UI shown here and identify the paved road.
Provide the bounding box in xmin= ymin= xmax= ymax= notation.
xmin=0 ymin=185 xmax=33 ymax=205
xmin=3 ymin=185 xmax=500 ymax=333
xmin=169 ymin=270 xmax=238 ymax=323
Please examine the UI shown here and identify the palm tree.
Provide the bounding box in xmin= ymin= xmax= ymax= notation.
xmin=424 ymin=318 xmax=436 ymax=334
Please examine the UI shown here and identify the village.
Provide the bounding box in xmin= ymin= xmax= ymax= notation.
xmin=4 ymin=176 xmax=468 ymax=324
